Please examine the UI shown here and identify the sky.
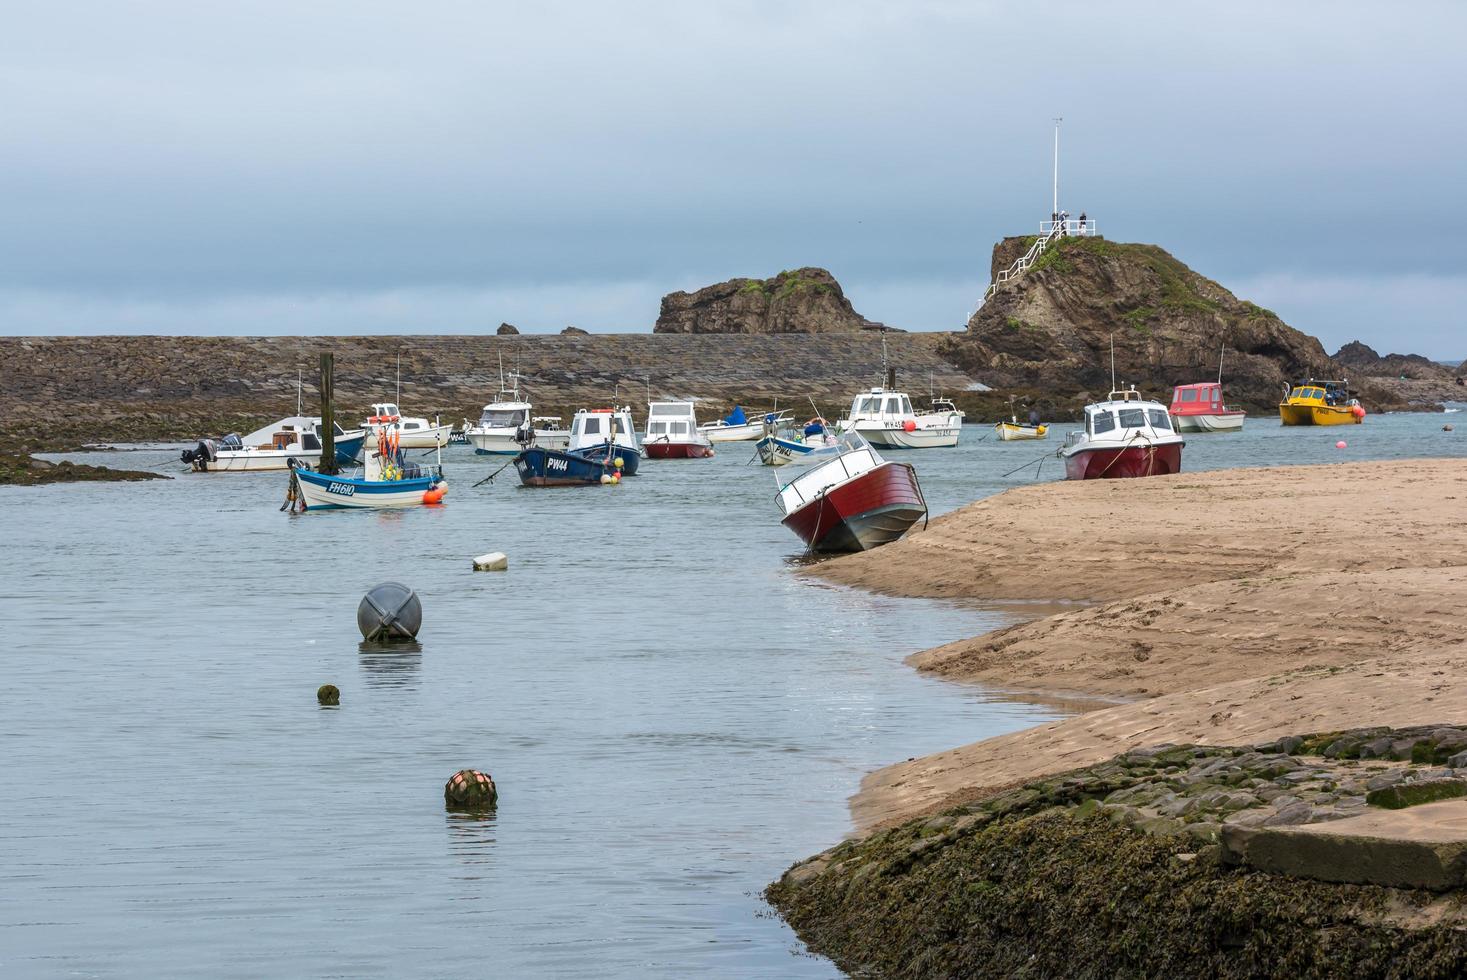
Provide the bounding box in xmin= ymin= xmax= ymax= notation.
xmin=2 ymin=0 xmax=1464 ymax=357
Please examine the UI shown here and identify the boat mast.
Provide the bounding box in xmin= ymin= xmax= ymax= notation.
xmin=1109 ymin=333 xmax=1116 ymax=391
xmin=296 ymin=369 xmax=302 ymax=417
xmin=395 ymin=354 xmax=401 ymax=406
xmin=1217 ymin=343 xmax=1226 ymax=385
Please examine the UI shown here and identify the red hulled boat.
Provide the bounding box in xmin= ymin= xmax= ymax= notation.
xmin=643 ymin=400 xmax=715 ymax=459
xmin=1060 ymin=387 xmax=1185 ymax=480
xmin=776 ymin=433 xmax=927 ymax=552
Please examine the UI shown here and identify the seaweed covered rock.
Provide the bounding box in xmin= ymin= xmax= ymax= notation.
xmin=769 ymin=728 xmax=1467 ymax=978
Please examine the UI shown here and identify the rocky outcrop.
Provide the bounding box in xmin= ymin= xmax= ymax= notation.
xmin=496 ymin=322 xmax=519 ymax=335
xmin=769 ymin=730 xmax=1467 ymax=978
xmin=561 ymin=326 xmax=588 ymax=335
xmin=654 ymin=267 xmax=887 ymax=334
xmin=1333 ymin=341 xmax=1455 ymax=381
xmin=946 ymin=236 xmax=1406 ymax=413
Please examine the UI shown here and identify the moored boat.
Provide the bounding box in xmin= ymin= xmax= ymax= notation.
xmin=567 ymin=407 xmax=642 ymax=474
xmin=1060 ymin=387 xmax=1185 ymax=480
xmin=513 ymin=446 xmax=623 ymax=487
xmin=1170 ymin=382 xmax=1246 ymax=432
xmin=362 ymin=402 xmax=452 ymax=449
xmin=463 ymin=365 xmax=570 ymax=454
xmin=1278 ymin=380 xmax=1365 ymax=426
xmin=182 ymin=416 xmax=365 ymax=472
xmin=776 ymin=433 xmax=927 ymax=552
xmin=644 ymin=401 xmax=715 ymax=458
xmin=835 ymin=387 xmax=960 ymax=448
xmin=699 ymin=405 xmax=794 ymax=442
xmin=290 ymin=428 xmax=445 ymax=510
xmin=755 ymin=417 xmax=841 ymax=466
xmin=994 ymin=419 xmax=1048 ymax=441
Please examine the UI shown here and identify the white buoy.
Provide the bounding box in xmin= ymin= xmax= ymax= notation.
xmin=472 ymin=552 xmax=509 ymax=571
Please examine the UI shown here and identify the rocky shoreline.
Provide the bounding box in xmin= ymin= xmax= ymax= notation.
xmin=0 ymin=452 xmax=168 ymax=486
xmin=769 ymin=458 xmax=1467 ymax=976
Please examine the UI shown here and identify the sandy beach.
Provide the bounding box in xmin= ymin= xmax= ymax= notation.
xmin=808 ymin=458 xmax=1467 ymax=832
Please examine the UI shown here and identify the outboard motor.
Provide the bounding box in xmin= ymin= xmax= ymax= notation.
xmin=514 ymin=418 xmax=535 ymax=447
xmin=181 ymin=438 xmax=218 ymax=470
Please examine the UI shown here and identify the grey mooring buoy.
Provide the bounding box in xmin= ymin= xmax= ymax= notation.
xmin=357 ymin=582 xmax=422 ymax=641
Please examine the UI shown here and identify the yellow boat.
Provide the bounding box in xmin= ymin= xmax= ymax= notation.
xmin=1278 ymin=380 xmax=1364 ymax=426
xmin=994 ymin=419 xmax=1048 ymax=441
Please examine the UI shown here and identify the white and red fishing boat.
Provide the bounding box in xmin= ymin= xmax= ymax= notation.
xmin=643 ymin=401 xmax=714 ymax=459
xmin=1169 ymin=382 xmax=1245 ymax=432
xmin=775 ymin=432 xmax=927 ymax=552
xmin=1060 ymin=387 xmax=1184 ymax=480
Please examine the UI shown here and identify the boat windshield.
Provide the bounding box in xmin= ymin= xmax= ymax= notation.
xmin=480 ymin=409 xmax=527 ymax=426
xmin=1090 ymin=410 xmax=1116 ymax=435
xmin=1177 ymin=388 xmax=1197 ymax=402
xmin=1117 ymin=408 xmax=1147 ymax=429
xmin=854 ymin=396 xmax=880 ymax=415
xmin=1148 ymin=409 xmax=1172 ymax=430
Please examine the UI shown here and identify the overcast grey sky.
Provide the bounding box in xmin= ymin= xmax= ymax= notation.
xmin=3 ymin=0 xmax=1463 ymax=356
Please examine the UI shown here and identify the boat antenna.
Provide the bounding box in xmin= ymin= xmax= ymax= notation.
xmin=1217 ymin=343 xmax=1226 ymax=385
xmin=296 ymin=369 xmax=302 ymax=417
xmin=395 ymin=354 xmax=401 ymax=406
xmin=1109 ymin=333 xmax=1116 ymax=391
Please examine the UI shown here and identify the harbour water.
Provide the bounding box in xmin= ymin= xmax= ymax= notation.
xmin=6 ymin=410 xmax=1463 ymax=977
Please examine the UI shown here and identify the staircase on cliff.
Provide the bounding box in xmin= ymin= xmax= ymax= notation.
xmin=978 ymin=216 xmax=1098 ymax=309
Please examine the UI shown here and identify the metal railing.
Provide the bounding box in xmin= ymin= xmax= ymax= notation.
xmin=979 ymin=218 xmax=1099 ymax=306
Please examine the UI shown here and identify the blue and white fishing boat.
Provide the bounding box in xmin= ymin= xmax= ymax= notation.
xmin=756 ymin=418 xmax=842 ymax=466
xmin=513 ymin=445 xmax=623 ymax=487
xmin=289 ymin=428 xmax=446 ymax=510
xmin=566 ymin=406 xmax=642 ymax=475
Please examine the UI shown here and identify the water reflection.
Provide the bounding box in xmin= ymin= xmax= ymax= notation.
xmin=358 ymin=639 xmax=423 ymax=687
xmin=445 ymin=811 xmax=498 ymax=871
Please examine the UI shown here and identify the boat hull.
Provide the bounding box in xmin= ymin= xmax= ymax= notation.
xmin=755 ymin=436 xmax=841 ymax=466
xmin=645 ymin=441 xmax=714 ymax=459
xmin=201 ymin=433 xmax=366 ymax=472
xmin=468 ymin=429 xmax=571 ymax=454
xmin=395 ymin=424 xmax=453 ymax=448
xmin=567 ymin=443 xmax=641 ymax=475
xmin=851 ymin=422 xmax=960 ymax=449
xmin=699 ymin=421 xmax=765 ymax=443
xmin=995 ymin=422 xmax=1048 ymax=441
xmin=1278 ymin=404 xmax=1361 ymax=426
xmin=1172 ymin=412 xmax=1245 ymax=433
xmin=513 ymin=447 xmax=614 ymax=487
xmin=781 ymin=462 xmax=926 ymax=553
xmin=295 ymin=468 xmax=443 ymax=509
xmin=1063 ymin=442 xmax=1183 ymax=480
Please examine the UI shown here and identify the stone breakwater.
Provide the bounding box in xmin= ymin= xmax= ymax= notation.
xmin=1 ymin=333 xmax=979 ymax=449
xmin=770 ymin=727 xmax=1467 ymax=978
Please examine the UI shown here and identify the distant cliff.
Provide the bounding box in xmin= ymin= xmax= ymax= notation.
xmin=945 ymin=236 xmax=1406 ymax=413
xmin=654 ymin=267 xmax=887 ymax=334
xmin=1332 ymin=341 xmax=1455 ymax=381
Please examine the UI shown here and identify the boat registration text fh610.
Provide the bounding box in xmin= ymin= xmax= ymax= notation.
xmin=327 ymin=482 xmax=356 ymax=496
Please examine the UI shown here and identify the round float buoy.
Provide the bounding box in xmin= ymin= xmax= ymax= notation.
xmin=1336 ymin=440 xmax=1347 ymax=449
xmin=600 ymin=474 xmax=612 ymax=485
xmin=902 ymin=420 xmax=917 ymax=432
xmin=317 ymin=684 xmax=340 ymax=706
xmin=444 ymin=769 xmax=497 ymax=811
xmin=357 ymin=582 xmax=422 ymax=641
xmin=1445 ymin=424 xmax=1455 ymax=432
xmin=613 ymin=456 xmax=625 ymax=469
xmin=422 ymin=485 xmax=446 ymax=505
xmin=1352 ymin=404 xmax=1366 ymax=419
xmin=610 ymin=473 xmax=620 ymax=484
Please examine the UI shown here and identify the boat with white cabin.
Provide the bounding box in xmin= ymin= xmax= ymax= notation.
xmin=835 ymin=388 xmax=962 ymax=448
xmin=362 ymin=402 xmax=452 ymax=449
xmin=1060 ymin=387 xmax=1185 ymax=480
xmin=567 ymin=406 xmax=643 ymax=474
xmin=463 ymin=367 xmax=570 ymax=454
xmin=644 ymin=401 xmax=715 ymax=459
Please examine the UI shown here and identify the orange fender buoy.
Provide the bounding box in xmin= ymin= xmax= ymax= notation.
xmin=902 ymin=420 xmax=917 ymax=432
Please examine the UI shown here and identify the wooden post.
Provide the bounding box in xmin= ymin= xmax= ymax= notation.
xmin=319 ymin=352 xmax=338 ymax=475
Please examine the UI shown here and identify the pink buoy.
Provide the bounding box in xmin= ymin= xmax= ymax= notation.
xmin=1335 ymin=440 xmax=1347 ymax=449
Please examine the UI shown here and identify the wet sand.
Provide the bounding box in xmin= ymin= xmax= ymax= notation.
xmin=808 ymin=458 xmax=1467 ymax=832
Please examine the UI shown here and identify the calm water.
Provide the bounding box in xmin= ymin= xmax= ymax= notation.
xmin=6 ymin=409 xmax=1463 ymax=977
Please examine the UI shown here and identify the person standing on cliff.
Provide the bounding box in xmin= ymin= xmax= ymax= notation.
xmin=1079 ymin=211 xmax=1087 ymax=232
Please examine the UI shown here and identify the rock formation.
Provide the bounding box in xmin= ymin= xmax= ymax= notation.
xmin=496 ymin=322 xmax=519 ymax=335
xmin=654 ymin=267 xmax=887 ymax=334
xmin=945 ymin=236 xmax=1399 ymax=413
xmin=1332 ymin=341 xmax=1455 ymax=381
xmin=561 ymin=326 xmax=588 ymax=335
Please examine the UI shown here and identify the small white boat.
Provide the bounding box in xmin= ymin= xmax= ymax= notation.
xmin=362 ymin=402 xmax=452 ymax=449
xmin=644 ymin=401 xmax=715 ymax=459
xmin=291 ymin=427 xmax=446 ymax=510
xmin=464 ymin=365 xmax=570 ymax=454
xmin=1061 ymin=387 xmax=1185 ymax=480
xmin=568 ymin=407 xmax=643 ymax=473
xmin=182 ymin=416 xmax=366 ymax=472
xmin=835 ymin=388 xmax=961 ymax=448
xmin=698 ymin=406 xmax=794 ymax=442
xmin=755 ymin=418 xmax=841 ymax=466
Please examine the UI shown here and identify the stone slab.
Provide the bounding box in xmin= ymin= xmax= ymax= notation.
xmin=1222 ymin=800 xmax=1467 ymax=891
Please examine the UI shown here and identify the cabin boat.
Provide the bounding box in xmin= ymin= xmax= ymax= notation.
xmin=1278 ymin=380 xmax=1364 ymax=426
xmin=698 ymin=405 xmax=794 ymax=443
xmin=776 ymin=432 xmax=928 ymax=552
xmin=567 ymin=407 xmax=642 ymax=475
xmin=463 ymin=371 xmax=570 ymax=454
xmin=836 ymin=388 xmax=961 ymax=448
xmin=1060 ymin=387 xmax=1185 ymax=480
xmin=181 ymin=416 xmax=365 ymax=472
xmin=361 ymin=402 xmax=452 ymax=449
xmin=1170 ymin=383 xmax=1246 ymax=432
xmin=644 ymin=401 xmax=715 ymax=459
xmin=291 ymin=427 xmax=446 ymax=510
